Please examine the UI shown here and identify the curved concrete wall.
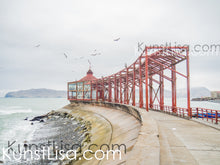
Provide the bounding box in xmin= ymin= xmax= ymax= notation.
xmin=70 ymin=100 xmax=142 ymax=124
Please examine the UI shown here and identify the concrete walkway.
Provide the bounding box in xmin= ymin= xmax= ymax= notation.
xmin=149 ymin=110 xmax=220 ymax=165
xmin=63 ymin=103 xmax=220 ymax=165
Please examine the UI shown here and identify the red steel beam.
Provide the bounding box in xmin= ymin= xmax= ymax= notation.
xmin=102 ymin=77 xmax=105 ymax=101
xmin=145 ymin=48 xmax=149 ymax=111
xmin=96 ymin=80 xmax=98 ymax=101
xmin=90 ymin=81 xmax=92 ymax=100
xmin=108 ymin=78 xmax=112 ymax=102
xmin=132 ymin=63 xmax=136 ymax=106
xmin=160 ymin=68 xmax=164 ymax=110
xmin=148 ymin=57 xmax=187 ymax=78
xmin=139 ymin=58 xmax=143 ymax=108
xmin=172 ymin=65 xmax=177 ymax=113
xmin=186 ymin=48 xmax=191 ymax=117
xmin=126 ymin=67 xmax=129 ymax=104
xmin=149 ymin=76 xmax=153 ymax=108
xmin=120 ymin=72 xmax=122 ymax=104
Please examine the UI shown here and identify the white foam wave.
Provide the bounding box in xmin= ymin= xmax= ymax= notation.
xmin=0 ymin=108 xmax=32 ymax=115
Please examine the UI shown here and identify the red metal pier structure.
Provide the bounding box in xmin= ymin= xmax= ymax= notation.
xmin=68 ymin=46 xmax=190 ymax=116
xmin=67 ymin=46 xmax=219 ymax=123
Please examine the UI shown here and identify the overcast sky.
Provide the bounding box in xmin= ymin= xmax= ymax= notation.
xmin=0 ymin=0 xmax=220 ymax=93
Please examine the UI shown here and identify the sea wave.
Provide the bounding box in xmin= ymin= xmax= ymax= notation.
xmin=0 ymin=108 xmax=32 ymax=115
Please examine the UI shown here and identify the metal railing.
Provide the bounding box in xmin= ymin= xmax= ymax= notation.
xmin=191 ymin=107 xmax=220 ymax=124
xmin=152 ymin=104 xmax=220 ymax=124
xmin=68 ymin=97 xmax=220 ymax=124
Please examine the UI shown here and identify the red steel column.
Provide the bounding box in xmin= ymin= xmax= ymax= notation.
xmin=139 ymin=58 xmax=143 ymax=108
xmin=102 ymin=77 xmax=105 ymax=101
xmin=83 ymin=81 xmax=85 ymax=100
xmin=132 ymin=63 xmax=136 ymax=106
xmin=126 ymin=68 xmax=129 ymax=104
xmin=172 ymin=65 xmax=177 ymax=113
xmin=90 ymin=81 xmax=93 ymax=100
xmin=159 ymin=69 xmax=164 ymax=110
xmin=116 ymin=77 xmax=119 ymax=103
xmin=124 ymin=75 xmax=127 ymax=104
xmin=186 ymin=47 xmax=191 ymax=117
xmin=96 ymin=80 xmax=98 ymax=101
xmin=149 ymin=75 xmax=153 ymax=108
xmin=145 ymin=48 xmax=149 ymax=111
xmin=108 ymin=78 xmax=112 ymax=102
xmin=120 ymin=72 xmax=122 ymax=104
xmin=114 ymin=74 xmax=117 ymax=103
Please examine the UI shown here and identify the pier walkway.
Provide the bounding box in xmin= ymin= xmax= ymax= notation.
xmin=66 ymin=101 xmax=220 ymax=165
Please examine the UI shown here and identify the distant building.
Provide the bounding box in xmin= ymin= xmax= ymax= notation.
xmin=211 ymin=91 xmax=220 ymax=98
xmin=67 ymin=69 xmax=97 ymax=100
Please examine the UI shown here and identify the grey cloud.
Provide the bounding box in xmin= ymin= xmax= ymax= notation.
xmin=0 ymin=0 xmax=220 ymax=91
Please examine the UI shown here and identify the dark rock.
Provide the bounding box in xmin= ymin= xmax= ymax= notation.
xmin=39 ymin=120 xmax=44 ymax=123
xmin=0 ymin=160 xmax=3 ymax=164
xmin=24 ymin=117 xmax=28 ymax=120
xmin=30 ymin=115 xmax=47 ymax=121
xmin=31 ymin=123 xmax=34 ymax=125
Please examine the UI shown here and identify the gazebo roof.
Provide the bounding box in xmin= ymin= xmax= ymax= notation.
xmin=78 ymin=69 xmax=97 ymax=82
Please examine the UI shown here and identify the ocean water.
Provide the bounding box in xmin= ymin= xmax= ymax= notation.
xmin=164 ymin=98 xmax=220 ymax=110
xmin=0 ymin=98 xmax=69 ymax=160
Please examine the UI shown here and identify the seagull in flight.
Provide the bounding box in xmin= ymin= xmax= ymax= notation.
xmin=91 ymin=53 xmax=101 ymax=56
xmin=35 ymin=44 xmax=40 ymax=48
xmin=64 ymin=53 xmax=68 ymax=58
xmin=90 ymin=49 xmax=101 ymax=56
xmin=113 ymin=38 xmax=120 ymax=41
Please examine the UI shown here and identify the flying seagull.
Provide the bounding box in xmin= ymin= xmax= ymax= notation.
xmin=64 ymin=53 xmax=68 ymax=58
xmin=35 ymin=44 xmax=40 ymax=47
xmin=114 ymin=38 xmax=120 ymax=41
xmin=91 ymin=53 xmax=101 ymax=56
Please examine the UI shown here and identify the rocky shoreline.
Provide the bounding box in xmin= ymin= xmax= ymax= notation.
xmin=191 ymin=97 xmax=220 ymax=103
xmin=4 ymin=109 xmax=93 ymax=165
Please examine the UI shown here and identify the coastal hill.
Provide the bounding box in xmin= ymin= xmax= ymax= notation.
xmin=5 ymin=88 xmax=66 ymax=98
xmin=146 ymin=87 xmax=211 ymax=98
xmin=177 ymin=87 xmax=211 ymax=98
xmin=4 ymin=87 xmax=210 ymax=98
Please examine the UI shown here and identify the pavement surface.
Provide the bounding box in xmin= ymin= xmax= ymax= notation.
xmin=63 ymin=103 xmax=220 ymax=165
xmin=149 ymin=110 xmax=220 ymax=165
